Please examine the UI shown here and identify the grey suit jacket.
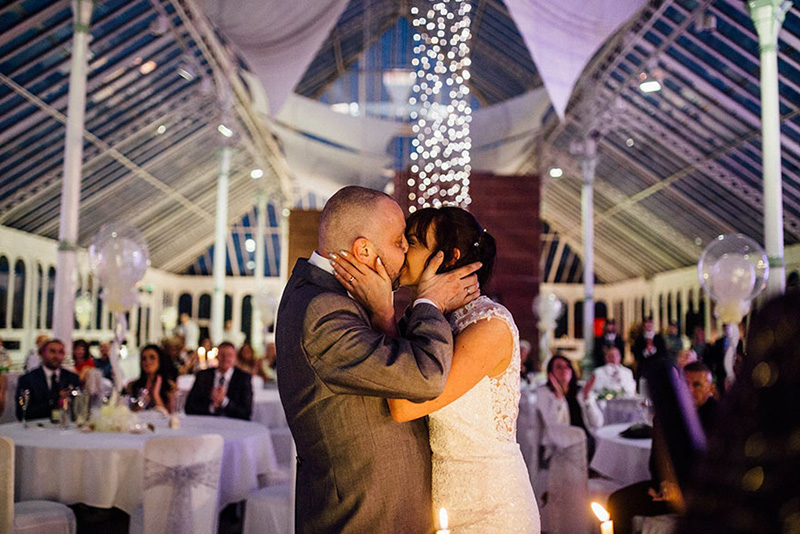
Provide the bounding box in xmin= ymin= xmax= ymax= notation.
xmin=276 ymin=259 xmax=454 ymax=534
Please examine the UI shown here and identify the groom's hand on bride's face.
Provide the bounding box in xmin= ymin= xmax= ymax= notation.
xmin=416 ymin=252 xmax=482 ymax=314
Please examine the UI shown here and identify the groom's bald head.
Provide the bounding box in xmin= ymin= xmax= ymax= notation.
xmin=318 ymin=186 xmax=397 ymax=253
xmin=318 ymin=186 xmax=408 ymax=287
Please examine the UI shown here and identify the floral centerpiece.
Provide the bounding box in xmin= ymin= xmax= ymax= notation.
xmin=596 ymin=387 xmax=625 ymax=401
xmin=89 ymin=393 xmax=138 ymax=433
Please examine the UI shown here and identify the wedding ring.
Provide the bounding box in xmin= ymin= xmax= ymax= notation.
xmin=348 ymin=276 xmax=355 ymax=283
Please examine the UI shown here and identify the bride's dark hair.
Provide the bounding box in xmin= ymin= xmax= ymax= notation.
xmin=405 ymin=207 xmax=496 ymax=287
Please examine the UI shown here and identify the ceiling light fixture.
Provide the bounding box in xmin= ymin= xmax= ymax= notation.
xmin=217 ymin=124 xmax=233 ymax=138
xmin=139 ymin=60 xmax=157 ymax=75
xmin=250 ymin=169 xmax=264 ymax=179
xmin=549 ymin=167 xmax=563 ymax=178
xmin=156 ymin=124 xmax=166 ymax=135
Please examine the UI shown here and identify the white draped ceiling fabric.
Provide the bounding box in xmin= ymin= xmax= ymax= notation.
xmin=200 ymin=0 xmax=350 ymax=115
xmin=273 ymin=95 xmax=400 ymax=197
xmin=199 ymin=0 xmax=645 ymax=191
xmin=503 ymin=0 xmax=648 ymax=121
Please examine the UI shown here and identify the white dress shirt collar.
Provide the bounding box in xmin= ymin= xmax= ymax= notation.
xmin=308 ymin=251 xmax=335 ymax=275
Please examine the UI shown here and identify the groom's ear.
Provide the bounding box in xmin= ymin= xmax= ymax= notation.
xmin=351 ymin=237 xmax=376 ymax=265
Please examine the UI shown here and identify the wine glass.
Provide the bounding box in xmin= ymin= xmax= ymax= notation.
xmin=18 ymin=389 xmax=30 ymax=428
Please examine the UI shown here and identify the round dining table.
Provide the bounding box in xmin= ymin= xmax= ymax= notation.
xmin=589 ymin=422 xmax=652 ymax=485
xmin=0 ymin=412 xmax=278 ymax=514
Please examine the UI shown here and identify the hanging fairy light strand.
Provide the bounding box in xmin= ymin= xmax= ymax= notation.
xmin=409 ymin=0 xmax=473 ymax=212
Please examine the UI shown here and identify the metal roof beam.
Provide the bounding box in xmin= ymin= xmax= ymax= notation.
xmin=0 ymin=0 xmax=70 ymax=47
xmin=0 ymin=72 xmax=214 ymax=223
xmin=599 ymin=137 xmax=740 ymax=235
xmin=607 ymin=102 xmax=800 ymax=238
xmin=0 ymin=94 xmax=210 ymax=217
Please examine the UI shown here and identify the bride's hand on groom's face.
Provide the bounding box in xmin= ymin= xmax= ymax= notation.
xmin=330 ymin=251 xmax=394 ymax=319
xmin=416 ymin=252 xmax=482 ymax=314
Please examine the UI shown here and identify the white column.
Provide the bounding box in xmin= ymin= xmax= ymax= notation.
xmin=52 ymin=0 xmax=93 ymax=349
xmin=749 ymin=0 xmax=791 ymax=298
xmin=210 ymin=146 xmax=232 ymax=345
xmin=251 ymin=192 xmax=266 ymax=356
xmin=579 ymin=139 xmax=597 ymax=366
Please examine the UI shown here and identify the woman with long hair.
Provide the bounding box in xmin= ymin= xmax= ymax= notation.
xmin=126 ymin=344 xmax=175 ymax=413
xmin=537 ymin=353 xmax=603 ymax=458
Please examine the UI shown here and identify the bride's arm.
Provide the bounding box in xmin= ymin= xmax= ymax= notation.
xmin=388 ymin=318 xmax=513 ymax=422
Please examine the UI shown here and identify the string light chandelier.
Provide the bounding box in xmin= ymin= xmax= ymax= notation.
xmin=408 ymin=0 xmax=473 ymax=212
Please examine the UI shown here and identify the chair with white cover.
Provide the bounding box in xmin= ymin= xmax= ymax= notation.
xmin=129 ymin=434 xmax=224 ymax=534
xmin=0 ymin=437 xmax=77 ymax=534
xmin=243 ymin=429 xmax=296 ymax=534
xmin=522 ymin=406 xmax=591 ymax=534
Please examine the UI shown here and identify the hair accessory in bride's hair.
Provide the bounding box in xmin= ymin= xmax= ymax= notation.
xmin=474 ymin=227 xmax=487 ymax=248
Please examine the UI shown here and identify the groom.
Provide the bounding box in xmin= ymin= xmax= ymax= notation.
xmin=276 ymin=186 xmax=480 ymax=533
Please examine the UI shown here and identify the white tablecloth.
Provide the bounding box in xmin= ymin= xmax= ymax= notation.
xmin=598 ymin=397 xmax=646 ymax=425
xmin=0 ymin=413 xmax=278 ymax=514
xmin=590 ymin=423 xmax=652 ymax=485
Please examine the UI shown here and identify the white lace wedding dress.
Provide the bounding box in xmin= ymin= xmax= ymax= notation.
xmin=429 ymin=296 xmax=540 ymax=533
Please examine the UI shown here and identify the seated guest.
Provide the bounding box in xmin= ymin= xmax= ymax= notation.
xmin=262 ymin=341 xmax=277 ymax=382
xmin=16 ymin=339 xmax=81 ymax=420
xmin=73 ymin=339 xmax=103 ymax=398
xmin=126 ymin=344 xmax=176 ymax=413
xmin=236 ymin=343 xmax=258 ymax=374
xmin=591 ymin=346 xmax=637 ymax=398
xmin=607 ymin=361 xmax=718 ymax=534
xmin=185 ymin=342 xmax=253 ymax=420
xmin=593 ymin=319 xmax=626 ymax=370
xmin=537 ymin=353 xmax=603 ymax=458
xmin=93 ymin=341 xmax=114 ymax=381
xmin=23 ymin=334 xmax=49 ymax=372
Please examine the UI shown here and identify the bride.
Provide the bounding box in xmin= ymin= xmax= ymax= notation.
xmin=332 ymin=206 xmax=539 ymax=533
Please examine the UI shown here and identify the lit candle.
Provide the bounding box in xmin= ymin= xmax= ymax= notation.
xmin=208 ymin=347 xmax=218 ymax=367
xmin=591 ymin=502 xmax=614 ymax=534
xmin=198 ymin=347 xmax=206 ymax=369
xmin=436 ymin=507 xmax=450 ymax=534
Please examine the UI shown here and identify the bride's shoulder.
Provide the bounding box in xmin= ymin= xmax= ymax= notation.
xmin=451 ymin=296 xmax=516 ymax=332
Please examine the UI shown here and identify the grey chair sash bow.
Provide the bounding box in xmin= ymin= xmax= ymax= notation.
xmin=144 ymin=457 xmax=222 ymax=534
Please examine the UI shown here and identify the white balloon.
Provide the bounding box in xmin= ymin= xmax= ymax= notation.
xmin=709 ymin=254 xmax=756 ymax=303
xmin=89 ymin=224 xmax=150 ymax=312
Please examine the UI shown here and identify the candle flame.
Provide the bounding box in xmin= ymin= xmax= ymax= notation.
xmin=209 ymin=348 xmax=218 ymax=360
xmin=438 ymin=507 xmax=449 ymax=529
xmin=197 ymin=347 xmax=205 ymax=357
xmin=591 ymin=502 xmax=610 ymax=522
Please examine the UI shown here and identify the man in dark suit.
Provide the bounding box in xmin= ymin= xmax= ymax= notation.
xmin=185 ymin=342 xmax=253 ymax=420
xmin=16 ymin=339 xmax=80 ymax=420
xmin=632 ymin=316 xmax=667 ymax=380
xmin=276 ymin=186 xmax=480 ymax=534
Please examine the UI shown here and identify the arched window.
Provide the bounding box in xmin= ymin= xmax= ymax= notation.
xmin=178 ymin=293 xmax=193 ymax=317
xmin=225 ymin=294 xmax=233 ymax=322
xmin=241 ymin=295 xmax=253 ymax=344
xmin=554 ymin=298 xmax=568 ymax=338
xmin=574 ymin=301 xmax=584 ymax=339
xmin=46 ymin=266 xmax=56 ymax=329
xmin=0 ymin=256 xmax=8 ymax=328
xmin=198 ymin=294 xmax=211 ymax=319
